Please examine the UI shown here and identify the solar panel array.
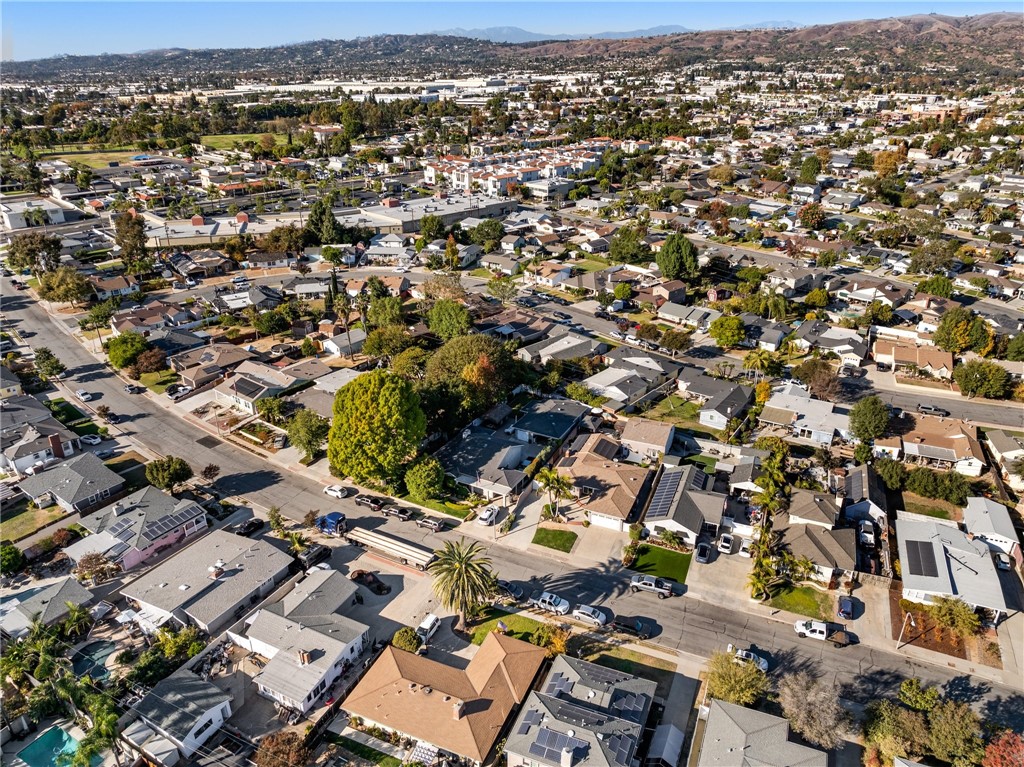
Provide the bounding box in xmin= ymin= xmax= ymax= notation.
xmin=610 ymin=691 xmax=649 ymax=723
xmin=605 ymin=733 xmax=637 ymax=767
xmin=544 ymin=672 xmax=576 ymax=697
xmin=528 ymin=727 xmax=588 ymax=764
xmin=107 ymin=517 xmax=136 ymax=540
xmin=582 ymin=665 xmax=630 ymax=688
xmin=553 ymin=700 xmax=604 ymax=728
xmin=645 ymin=470 xmax=684 ymax=520
xmin=142 ymin=508 xmax=203 ymax=541
xmin=232 ymin=377 xmax=266 ymax=398
xmin=905 ymin=539 xmax=939 ymax=578
xmin=517 ymin=709 xmax=544 ymax=735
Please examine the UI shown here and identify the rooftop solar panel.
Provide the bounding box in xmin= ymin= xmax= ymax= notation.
xmin=645 ymin=470 xmax=683 ymax=521
xmin=906 ymin=539 xmax=939 ymax=578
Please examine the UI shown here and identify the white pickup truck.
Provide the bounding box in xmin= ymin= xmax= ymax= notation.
xmin=793 ymin=619 xmax=851 ymax=647
xmin=528 ymin=590 xmax=571 ymax=616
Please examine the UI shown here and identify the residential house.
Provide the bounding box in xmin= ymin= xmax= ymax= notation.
xmin=871 ymin=341 xmax=954 ymax=379
xmin=480 ymin=253 xmax=523 ymax=275
xmin=0 ymin=364 xmax=23 ymax=399
xmin=0 ymin=395 xmax=80 ymax=477
xmin=837 ymin=277 xmax=912 ymax=308
xmin=246 ymin=251 xmax=296 ymax=269
xmin=792 ymin=320 xmax=867 ymax=364
xmin=526 ymin=261 xmax=573 ymax=288
xmin=517 ymin=328 xmax=606 ymax=366
xmin=652 ymin=280 xmax=687 ymax=305
xmin=213 ymin=285 xmax=284 ymax=312
xmin=90 ymin=274 xmax=140 ymax=301
xmin=509 ymin=398 xmax=590 ymax=444
xmin=505 ymin=656 xmax=656 ymax=767
xmin=758 ymin=386 xmax=851 ymax=445
xmin=739 ymin=314 xmax=792 ymax=352
xmin=127 ymin=670 xmax=232 ymax=763
xmin=896 ymin=516 xmax=1008 ymax=619
xmin=321 ymin=328 xmax=367 ymax=357
xmin=501 ymin=234 xmax=526 ymax=252
xmin=170 ymin=343 xmax=255 ymax=388
xmin=985 ymin=429 xmax=1024 ymax=491
xmin=583 ymin=347 xmax=683 ymax=411
xmin=17 ymin=452 xmax=125 ymax=514
xmin=700 ymin=385 xmax=754 ymax=432
xmin=842 ymin=464 xmax=888 ymax=525
xmin=0 ymin=577 xmax=94 ymax=640
xmin=342 ymin=632 xmax=547 ymax=766
xmin=435 ymin=430 xmax=535 ymax=503
xmin=557 ymin=434 xmax=652 ymax=532
xmin=657 ymin=304 xmax=722 ymax=331
xmin=477 ymin=308 xmax=554 ymax=345
xmin=962 ymin=497 xmax=1018 ymax=556
xmin=231 ymin=569 xmax=370 ymax=714
xmin=821 ymin=191 xmax=863 ymax=212
xmin=763 ymin=267 xmax=826 ymax=298
xmin=120 ymin=530 xmax=293 ymax=634
xmin=790 ymin=183 xmax=822 ymax=204
xmin=874 ymin=415 xmax=984 ymax=477
xmin=214 ymin=360 xmax=307 ymax=413
xmin=643 ymin=464 xmax=734 ymax=544
xmin=620 ymin=418 xmax=674 ymax=464
xmin=691 ymin=700 xmax=826 ymax=767
xmin=66 ymin=487 xmax=208 ymax=571
xmin=775 ymin=490 xmax=856 ymax=580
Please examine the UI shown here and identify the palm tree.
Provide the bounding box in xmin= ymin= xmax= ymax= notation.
xmin=537 ymin=467 xmax=573 ymax=520
xmin=743 ymin=348 xmax=772 ymax=381
xmin=767 ymin=294 xmax=788 ymax=322
xmin=336 ymin=289 xmax=354 ymax=358
xmin=747 ymin=565 xmax=773 ymax=601
xmin=61 ymin=601 xmax=93 ymax=640
xmin=427 ymin=538 xmax=495 ymax=632
xmin=286 ymin=532 xmax=308 ymax=556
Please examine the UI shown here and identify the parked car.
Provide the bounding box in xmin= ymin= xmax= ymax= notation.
xmin=738 ymin=539 xmax=752 ymax=558
xmin=594 ymin=310 xmax=611 ymax=320
xmin=858 ymin=520 xmax=876 ymax=548
xmin=917 ymin=404 xmax=950 ymax=417
xmin=608 ymin=331 xmax=624 ymax=340
xmin=610 ymin=616 xmax=654 ymax=640
xmin=552 ymin=311 xmax=572 ymax=321
xmin=354 ymin=494 xmax=387 ymax=511
xmin=103 ymin=413 xmax=121 ymax=424
xmin=75 ymin=389 xmax=93 ymax=402
xmin=94 ymin=449 xmax=115 ymax=460
xmin=80 ymin=434 xmax=103 ymax=446
xmin=184 ymin=278 xmax=198 ymax=288
xmin=350 ymin=569 xmax=391 ymax=595
xmin=495 ymin=579 xmax=525 ymax=601
xmin=476 ymin=506 xmax=500 ymax=526
xmin=876 ymin=362 xmax=890 ymax=372
xmin=727 ymin=643 xmax=769 ymax=672
xmin=527 ymin=590 xmax=571 ymax=615
xmin=572 ymin=604 xmax=607 ymax=627
xmin=415 ymin=517 xmax=446 ymax=532
xmin=236 ymin=518 xmax=265 ymax=537
xmin=695 ymin=542 xmax=712 ymax=564
xmin=629 ymin=574 xmax=673 ymax=599
xmin=718 ymin=533 xmax=735 ymax=554
xmin=323 ymin=485 xmax=350 ymax=499
xmin=381 ymin=506 xmax=412 ymax=521
xmin=994 ymin=552 xmax=1012 ymax=571
xmin=297 ymin=543 xmax=331 ymax=569
xmin=166 ymin=385 xmax=193 ymax=401
xmin=123 ymin=384 xmax=142 ymax=394
xmin=837 ymin=595 xmax=855 ymax=620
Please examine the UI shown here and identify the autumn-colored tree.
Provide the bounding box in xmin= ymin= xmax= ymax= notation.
xmin=874 ymin=151 xmax=901 ymax=178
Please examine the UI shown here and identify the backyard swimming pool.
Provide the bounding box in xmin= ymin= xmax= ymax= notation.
xmin=16 ymin=727 xmax=85 ymax=767
xmin=71 ymin=639 xmax=116 ymax=681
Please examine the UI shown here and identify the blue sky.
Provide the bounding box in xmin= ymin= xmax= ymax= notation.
xmin=2 ymin=1 xmax=1019 ymax=61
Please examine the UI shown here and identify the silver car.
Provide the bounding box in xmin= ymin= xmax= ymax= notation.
xmin=572 ymin=604 xmax=607 ymax=626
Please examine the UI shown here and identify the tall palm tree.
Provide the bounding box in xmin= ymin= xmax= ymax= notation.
xmin=743 ymin=349 xmax=772 ymax=381
xmin=747 ymin=564 xmax=773 ymax=601
xmin=427 ymin=538 xmax=494 ymax=632
xmin=286 ymin=532 xmax=308 ymax=555
xmin=537 ymin=467 xmax=573 ymax=520
xmin=62 ymin=602 xmax=94 ymax=640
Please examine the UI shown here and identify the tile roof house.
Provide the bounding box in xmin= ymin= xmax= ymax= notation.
xmin=871 ymin=341 xmax=954 ymax=379
xmin=17 ymin=452 xmax=126 ymax=514
xmin=121 ymin=530 xmax=293 ymax=635
xmin=343 ymin=632 xmax=547 ymax=765
xmin=0 ymin=577 xmax=95 ymax=639
xmin=896 ymin=516 xmax=1008 ymax=618
xmin=129 ymin=670 xmax=232 ymax=762
xmin=67 ymin=487 xmax=207 ymax=571
xmin=558 ymin=434 xmax=652 ymax=532
xmin=692 ymin=700 xmax=826 ymax=767
xmin=505 ymin=656 xmax=656 ymax=767
xmin=873 ymin=416 xmax=985 ymax=477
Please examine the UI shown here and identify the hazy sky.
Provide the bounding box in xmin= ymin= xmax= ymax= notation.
xmin=2 ymin=1 xmax=1019 ymax=61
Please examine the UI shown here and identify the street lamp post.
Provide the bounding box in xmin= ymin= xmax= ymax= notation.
xmin=896 ymin=610 xmax=917 ymax=649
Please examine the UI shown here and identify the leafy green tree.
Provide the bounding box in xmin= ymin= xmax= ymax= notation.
xmin=367 ymin=296 xmax=403 ymax=328
xmin=930 ymin=596 xmax=981 ymax=638
xmin=708 ymin=164 xmax=735 ymax=184
xmin=106 ymin=331 xmax=150 ymax=368
xmin=427 ymin=299 xmax=471 ymax=340
xmin=918 ymin=275 xmax=955 ymax=298
xmin=38 ymin=266 xmax=92 ymax=307
xmin=114 ymin=213 xmax=151 ymax=274
xmin=363 ymin=325 xmax=414 ymax=359
xmin=660 ymin=329 xmax=691 ymax=354
xmin=777 ymin=671 xmax=848 ymax=749
xmin=255 ymin=396 xmax=286 ymax=425
xmin=793 ymin=358 xmax=840 ymax=401
xmin=874 ymin=457 xmax=908 ymax=490
xmin=565 ymin=381 xmax=604 ymax=406
xmin=419 ymin=214 xmax=445 ymax=242
xmin=705 ymin=650 xmax=769 ymax=706
xmin=929 ymin=699 xmax=984 ymax=766
xmin=328 ymin=370 xmax=426 ymax=487
xmin=613 ymin=282 xmax=632 ymax=301
xmin=427 ymin=538 xmax=494 ymax=631
xmin=709 ymin=315 xmax=745 ymax=349
xmin=391 ymin=626 xmax=422 ymax=653
xmin=300 ymin=337 xmax=317 ymax=357
xmin=609 ymin=225 xmax=651 ymax=265
xmin=267 ymin=506 xmax=285 ymax=535
xmin=424 ymin=334 xmax=516 ymax=417
xmin=469 ymin=218 xmax=504 ymax=248
xmin=6 ymin=231 xmax=61 ymax=275
xmin=954 ymin=359 xmax=1009 ymax=399
xmin=864 ymin=699 xmax=929 ymax=765
xmin=391 ymin=346 xmax=430 ymax=379
xmin=849 ymin=395 xmax=890 ymax=442
xmin=33 ymin=347 xmax=66 ymax=379
xmin=144 ymin=456 xmax=193 ymax=493
xmin=405 ymin=456 xmax=445 ymax=501
xmin=804 ymin=288 xmax=829 ymax=308
xmin=798 ymin=155 xmax=821 ymax=183
xmin=655 ymin=234 xmax=698 ymax=280
xmin=1 ymin=541 xmax=25 ymax=576
xmin=898 ymin=678 xmax=940 ymax=713
xmin=286 ymin=409 xmax=330 ymax=461
xmin=935 ymin=306 xmax=983 ymax=354
xmin=486 ymin=275 xmax=519 ymax=304
xmin=1005 ymin=334 xmax=1024 ymax=362
xmin=253 ymin=310 xmax=289 ymax=337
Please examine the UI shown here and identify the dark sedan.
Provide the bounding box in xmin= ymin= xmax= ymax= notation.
xmin=350 ymin=570 xmax=391 ymax=595
xmin=610 ymin=616 xmax=654 ymax=640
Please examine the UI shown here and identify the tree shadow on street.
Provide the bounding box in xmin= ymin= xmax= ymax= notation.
xmin=941 ymin=674 xmax=990 ymax=705
xmin=218 ymin=469 xmax=284 ymax=494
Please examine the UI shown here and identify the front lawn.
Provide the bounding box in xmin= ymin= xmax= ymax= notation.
xmin=532 ymin=527 xmax=578 ymax=553
xmin=644 ymin=396 xmax=721 ymax=440
xmin=0 ymin=499 xmax=65 ymax=542
xmin=630 ymin=544 xmax=691 ymax=584
xmin=329 ymin=736 xmax=402 ymax=767
xmin=682 ymin=454 xmax=718 ymax=472
xmin=48 ymin=398 xmax=86 ymax=424
xmin=71 ymin=420 xmax=101 ymax=436
xmin=399 ymin=493 xmax=472 ymax=519
xmin=469 ymin=606 xmax=548 ymax=646
xmin=139 ymin=370 xmax=179 ymax=394
xmin=104 ymin=450 xmax=147 ymax=474
xmin=566 ymin=635 xmax=678 ymax=698
xmin=768 ymin=585 xmax=831 ymax=621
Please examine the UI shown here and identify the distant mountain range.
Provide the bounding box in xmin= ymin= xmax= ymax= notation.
xmin=431 ymin=22 xmax=801 ymax=43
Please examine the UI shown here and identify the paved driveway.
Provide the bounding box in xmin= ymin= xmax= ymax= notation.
xmin=683 ymin=546 xmax=752 ymax=603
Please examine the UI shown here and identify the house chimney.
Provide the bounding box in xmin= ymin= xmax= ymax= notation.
xmin=298 ymin=649 xmax=311 ymax=666
xmin=560 ymin=747 xmax=575 ymax=767
xmin=49 ymin=434 xmax=66 ymax=460
xmin=112 ymin=502 xmax=127 ymax=516
xmin=191 ymin=214 xmax=205 ymax=226
xmin=452 ymin=700 xmax=465 ymax=720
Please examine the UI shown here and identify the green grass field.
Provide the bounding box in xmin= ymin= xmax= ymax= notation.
xmin=200 ymin=133 xmax=287 ymax=150
xmin=532 ymin=528 xmax=578 ymax=553
xmin=139 ymin=370 xmax=179 ymax=394
xmin=470 ymin=607 xmax=548 ymax=646
xmin=399 ymin=493 xmax=472 ymax=519
xmin=329 ymin=736 xmax=402 ymax=767
xmin=645 ymin=396 xmax=721 ymax=440
xmin=40 ymin=148 xmax=141 ymax=169
xmin=630 ymin=544 xmax=692 ymax=584
xmin=0 ymin=499 xmax=65 ymax=542
xmin=682 ymin=454 xmax=718 ymax=472
xmin=768 ymin=585 xmax=831 ymax=621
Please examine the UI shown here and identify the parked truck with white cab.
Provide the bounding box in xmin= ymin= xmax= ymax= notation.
xmin=794 ymin=619 xmax=851 ymax=647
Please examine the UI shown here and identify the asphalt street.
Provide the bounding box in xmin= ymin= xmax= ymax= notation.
xmin=2 ymin=282 xmax=1021 ymax=728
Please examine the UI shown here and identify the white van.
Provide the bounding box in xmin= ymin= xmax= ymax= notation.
xmin=416 ymin=613 xmax=440 ymax=643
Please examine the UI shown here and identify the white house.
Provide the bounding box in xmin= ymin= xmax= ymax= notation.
xmin=128 ymin=671 xmax=232 ymax=763
xmin=620 ymin=418 xmax=674 ymax=463
xmin=962 ymin=497 xmax=1018 ymax=556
